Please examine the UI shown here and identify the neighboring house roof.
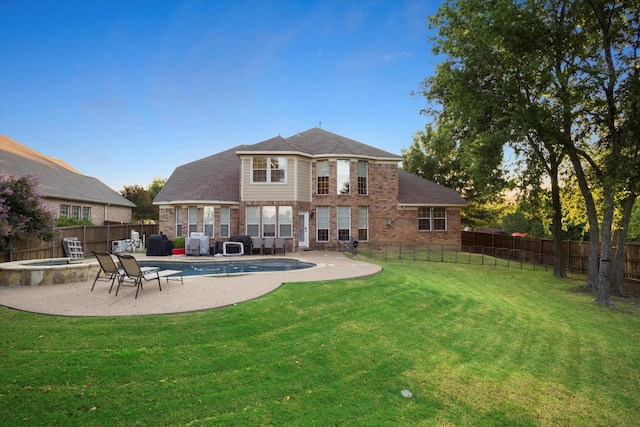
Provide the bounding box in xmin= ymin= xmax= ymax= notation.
xmin=154 ymin=145 xmax=247 ymax=204
xmin=0 ymin=135 xmax=135 ymax=207
xmin=155 ymin=128 xmax=465 ymax=207
xmin=398 ymin=170 xmax=466 ymax=206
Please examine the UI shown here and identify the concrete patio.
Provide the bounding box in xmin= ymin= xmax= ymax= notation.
xmin=0 ymin=251 xmax=381 ymax=317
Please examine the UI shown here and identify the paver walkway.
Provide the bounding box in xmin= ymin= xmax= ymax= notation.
xmin=0 ymin=251 xmax=380 ymax=316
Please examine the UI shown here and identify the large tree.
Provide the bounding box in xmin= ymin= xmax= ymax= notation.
xmin=422 ymin=0 xmax=639 ymax=303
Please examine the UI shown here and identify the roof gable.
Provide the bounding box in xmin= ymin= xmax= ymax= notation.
xmin=398 ymin=170 xmax=466 ymax=206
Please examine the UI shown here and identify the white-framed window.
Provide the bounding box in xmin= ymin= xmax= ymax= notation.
xmin=316 ymin=160 xmax=329 ymax=195
xmin=357 ymin=161 xmax=368 ymax=195
xmin=337 ymin=160 xmax=350 ymax=195
xmin=175 ymin=207 xmax=183 ymax=237
xmin=434 ymin=207 xmax=447 ymax=231
xmin=358 ymin=206 xmax=368 ymax=241
xmin=316 ymin=206 xmax=329 ymax=242
xmin=279 ymin=206 xmax=292 ymax=238
xmin=337 ymin=206 xmax=350 ymax=241
xmin=72 ymin=205 xmax=81 ymax=219
xmin=262 ymin=206 xmax=276 ymax=237
xmin=188 ymin=206 xmax=198 ymax=234
xmin=220 ymin=207 xmax=230 ymax=238
xmin=82 ymin=207 xmax=91 ymax=222
xmin=418 ymin=207 xmax=447 ymax=231
xmin=246 ymin=206 xmax=260 ymax=237
xmin=204 ymin=206 xmax=214 ymax=238
xmin=60 ymin=204 xmax=70 ymax=218
xmin=252 ymin=156 xmax=286 ymax=183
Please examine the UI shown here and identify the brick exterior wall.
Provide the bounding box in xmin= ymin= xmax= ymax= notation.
xmin=158 ymin=159 xmax=463 ymax=251
xmin=43 ymin=198 xmax=132 ymax=225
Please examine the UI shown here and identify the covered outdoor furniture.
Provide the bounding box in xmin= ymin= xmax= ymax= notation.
xmin=262 ymin=237 xmax=275 ymax=255
xmin=115 ymin=253 xmax=183 ymax=299
xmin=146 ymin=234 xmax=173 ymax=256
xmin=229 ymin=235 xmax=253 ymax=255
xmin=186 ymin=232 xmax=209 ymax=256
xmin=91 ymin=251 xmax=122 ymax=293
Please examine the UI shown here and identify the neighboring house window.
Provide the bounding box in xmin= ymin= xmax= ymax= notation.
xmin=175 ymin=207 xmax=183 ymax=237
xmin=358 ymin=206 xmax=368 ymax=241
xmin=418 ymin=207 xmax=448 ymax=231
xmin=252 ymin=156 xmax=286 ymax=183
xmin=357 ymin=161 xmax=368 ymax=195
xmin=82 ymin=207 xmax=91 ymax=222
xmin=279 ymin=206 xmax=292 ymax=238
xmin=246 ymin=206 xmax=260 ymax=237
xmin=337 ymin=160 xmax=350 ymax=195
xmin=316 ymin=206 xmax=329 ymax=242
xmin=72 ymin=205 xmax=81 ymax=219
xmin=418 ymin=207 xmax=431 ymax=231
xmin=188 ymin=206 xmax=198 ymax=234
xmin=60 ymin=204 xmax=70 ymax=218
xmin=337 ymin=206 xmax=350 ymax=241
xmin=204 ymin=206 xmax=214 ymax=238
xmin=220 ymin=207 xmax=230 ymax=238
xmin=262 ymin=206 xmax=276 ymax=237
xmin=434 ymin=207 xmax=447 ymax=231
xmin=316 ymin=160 xmax=329 ymax=195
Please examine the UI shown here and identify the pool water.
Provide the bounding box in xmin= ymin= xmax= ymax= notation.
xmin=138 ymin=259 xmax=314 ymax=277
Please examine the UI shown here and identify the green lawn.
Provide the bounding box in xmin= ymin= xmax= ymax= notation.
xmin=1 ymin=259 xmax=638 ymax=426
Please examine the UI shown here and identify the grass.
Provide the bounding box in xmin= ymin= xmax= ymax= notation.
xmin=1 ymin=259 xmax=638 ymax=426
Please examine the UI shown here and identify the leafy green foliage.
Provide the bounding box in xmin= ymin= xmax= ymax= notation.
xmin=55 ymin=217 xmax=93 ymax=227
xmin=172 ymin=237 xmax=185 ymax=249
xmin=120 ymin=184 xmax=156 ymax=222
xmin=0 ymin=174 xmax=54 ymax=250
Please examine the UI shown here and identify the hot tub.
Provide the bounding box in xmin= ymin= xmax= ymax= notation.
xmin=0 ymin=258 xmax=99 ymax=286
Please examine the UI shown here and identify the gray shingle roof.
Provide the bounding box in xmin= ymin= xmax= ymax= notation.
xmin=156 ymin=129 xmax=465 ymax=207
xmin=154 ymin=145 xmax=246 ymax=203
xmin=398 ymin=170 xmax=466 ymax=206
xmin=0 ymin=135 xmax=135 ymax=207
xmin=237 ymin=128 xmax=402 ymax=159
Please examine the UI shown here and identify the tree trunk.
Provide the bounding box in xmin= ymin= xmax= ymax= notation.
xmin=549 ymin=162 xmax=566 ymax=278
xmin=611 ymin=194 xmax=637 ymax=296
xmin=566 ymin=149 xmax=599 ymax=291
xmin=595 ymin=188 xmax=615 ymax=307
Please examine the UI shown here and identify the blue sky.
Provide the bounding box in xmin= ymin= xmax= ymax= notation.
xmin=0 ymin=0 xmax=442 ymax=191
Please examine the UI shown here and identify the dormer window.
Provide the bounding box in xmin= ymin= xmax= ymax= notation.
xmin=252 ymin=156 xmax=286 ymax=183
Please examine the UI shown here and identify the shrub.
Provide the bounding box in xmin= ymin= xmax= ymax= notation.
xmin=172 ymin=237 xmax=185 ymax=249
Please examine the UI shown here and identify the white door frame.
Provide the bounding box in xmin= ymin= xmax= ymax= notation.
xmin=298 ymin=212 xmax=309 ymax=249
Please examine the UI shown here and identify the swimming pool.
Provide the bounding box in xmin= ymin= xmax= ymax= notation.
xmin=137 ymin=259 xmax=315 ymax=277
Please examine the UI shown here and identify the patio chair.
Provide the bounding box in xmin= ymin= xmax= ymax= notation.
xmin=262 ymin=237 xmax=275 ymax=255
xmin=251 ymin=237 xmax=264 ymax=255
xmin=91 ymin=251 xmax=122 ymax=293
xmin=115 ymin=253 xmax=183 ymax=299
xmin=274 ymin=238 xmax=286 ymax=255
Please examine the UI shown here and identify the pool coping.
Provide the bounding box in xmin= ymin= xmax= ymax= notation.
xmin=0 ymin=251 xmax=381 ymax=317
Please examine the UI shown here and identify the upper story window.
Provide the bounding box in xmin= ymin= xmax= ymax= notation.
xmin=357 ymin=161 xmax=368 ymax=195
xmin=316 ymin=160 xmax=329 ymax=195
xmin=252 ymin=156 xmax=286 ymax=183
xmin=337 ymin=160 xmax=350 ymax=195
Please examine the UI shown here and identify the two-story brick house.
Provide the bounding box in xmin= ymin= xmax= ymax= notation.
xmin=154 ymin=128 xmax=466 ymax=251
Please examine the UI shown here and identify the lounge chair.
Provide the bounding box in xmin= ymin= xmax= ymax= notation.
xmin=91 ymin=251 xmax=122 ymax=293
xmin=251 ymin=237 xmax=264 ymax=255
xmin=274 ymin=238 xmax=286 ymax=255
xmin=262 ymin=237 xmax=275 ymax=255
xmin=115 ymin=253 xmax=183 ymax=299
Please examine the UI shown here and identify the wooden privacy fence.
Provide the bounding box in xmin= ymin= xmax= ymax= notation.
xmin=1 ymin=224 xmax=159 ymax=263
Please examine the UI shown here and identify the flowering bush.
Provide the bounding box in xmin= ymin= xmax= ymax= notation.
xmin=0 ymin=174 xmax=55 ymax=251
